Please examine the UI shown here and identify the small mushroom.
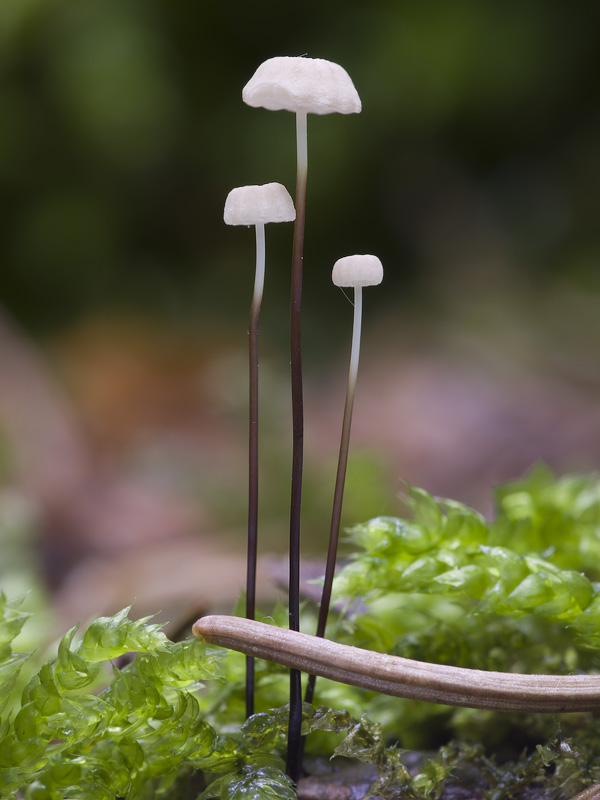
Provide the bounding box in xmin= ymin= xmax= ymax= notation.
xmin=305 ymin=255 xmax=383 ymax=706
xmin=242 ymin=56 xmax=362 ymax=116
xmin=224 ymin=182 xmax=295 ymax=719
xmin=224 ymin=182 xmax=296 ymax=227
xmin=243 ymin=56 xmax=361 ymax=781
xmin=332 ymin=254 xmax=384 ymax=289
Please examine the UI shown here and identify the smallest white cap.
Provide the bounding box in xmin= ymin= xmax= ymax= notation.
xmin=224 ymin=183 xmax=296 ymax=226
xmin=332 ymin=255 xmax=383 ymax=287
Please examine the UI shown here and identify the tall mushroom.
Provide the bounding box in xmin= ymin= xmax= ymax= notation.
xmin=242 ymin=56 xmax=361 ymax=781
xmin=224 ymin=182 xmax=295 ymax=718
xmin=305 ymin=254 xmax=383 ymax=706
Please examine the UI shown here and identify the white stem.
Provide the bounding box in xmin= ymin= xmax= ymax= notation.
xmin=348 ymin=287 xmax=362 ymax=396
xmin=253 ymin=223 xmax=265 ymax=306
xmin=296 ymin=110 xmax=308 ymax=183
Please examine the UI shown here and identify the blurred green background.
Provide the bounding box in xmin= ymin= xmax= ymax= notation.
xmin=1 ymin=0 xmax=600 ymax=623
xmin=2 ymin=0 xmax=599 ymax=338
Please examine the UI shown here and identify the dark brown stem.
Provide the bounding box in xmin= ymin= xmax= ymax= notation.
xmin=304 ymin=394 xmax=354 ymax=705
xmin=286 ymin=109 xmax=308 ymax=784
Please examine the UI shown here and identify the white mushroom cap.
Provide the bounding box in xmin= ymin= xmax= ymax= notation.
xmin=224 ymin=183 xmax=296 ymax=226
xmin=332 ymin=255 xmax=384 ymax=287
xmin=242 ymin=57 xmax=361 ymax=116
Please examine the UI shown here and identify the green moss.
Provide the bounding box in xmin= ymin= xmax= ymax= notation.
xmin=5 ymin=469 xmax=600 ymax=798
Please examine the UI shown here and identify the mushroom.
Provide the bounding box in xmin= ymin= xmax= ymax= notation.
xmin=305 ymin=255 xmax=383 ymax=706
xmin=224 ymin=182 xmax=295 ymax=718
xmin=243 ymin=56 xmax=361 ymax=780
xmin=243 ymin=56 xmax=362 ymax=116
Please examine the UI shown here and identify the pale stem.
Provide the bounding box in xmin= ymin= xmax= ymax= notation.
xmin=195 ymin=615 xmax=600 ymax=714
xmin=287 ymin=108 xmax=308 ymax=783
xmin=253 ymin=222 xmax=266 ymax=307
xmin=246 ymin=222 xmax=265 ymax=719
xmin=305 ymin=287 xmax=362 ymax=705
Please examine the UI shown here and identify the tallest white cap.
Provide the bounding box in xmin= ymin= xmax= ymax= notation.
xmin=242 ymin=56 xmax=362 ymax=116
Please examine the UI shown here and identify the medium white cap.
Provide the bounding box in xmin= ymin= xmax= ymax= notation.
xmin=243 ymin=56 xmax=361 ymax=116
xmin=332 ymin=255 xmax=384 ymax=287
xmin=224 ymin=183 xmax=296 ymax=226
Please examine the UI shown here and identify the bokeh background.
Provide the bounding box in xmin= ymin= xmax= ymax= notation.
xmin=1 ymin=0 xmax=600 ymax=629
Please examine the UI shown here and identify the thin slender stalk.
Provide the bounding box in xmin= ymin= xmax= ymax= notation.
xmin=194 ymin=615 xmax=600 ymax=714
xmin=246 ymin=222 xmax=265 ymax=719
xmin=287 ymin=108 xmax=308 ymax=784
xmin=305 ymin=287 xmax=363 ymax=706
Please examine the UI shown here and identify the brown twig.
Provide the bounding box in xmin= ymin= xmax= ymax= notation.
xmin=193 ymin=615 xmax=600 ymax=714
